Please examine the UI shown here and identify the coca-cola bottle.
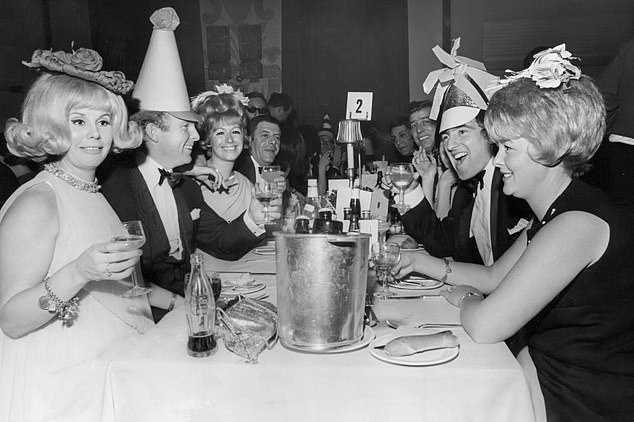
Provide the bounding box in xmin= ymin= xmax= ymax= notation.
xmin=185 ymin=253 xmax=217 ymax=357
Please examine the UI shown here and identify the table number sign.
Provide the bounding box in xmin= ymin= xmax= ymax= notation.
xmin=346 ymin=92 xmax=373 ymax=120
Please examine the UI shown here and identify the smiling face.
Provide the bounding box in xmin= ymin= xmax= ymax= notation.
xmin=250 ymin=120 xmax=281 ymax=166
xmin=208 ymin=118 xmax=244 ymax=164
xmin=148 ymin=114 xmax=200 ymax=169
xmin=441 ymin=118 xmax=493 ymax=180
xmin=59 ymin=106 xmax=113 ymax=179
xmin=391 ymin=124 xmax=415 ymax=157
xmin=409 ymin=107 xmax=436 ymax=152
xmin=495 ymin=137 xmax=546 ymax=199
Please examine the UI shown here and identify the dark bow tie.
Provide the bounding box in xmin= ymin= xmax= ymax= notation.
xmin=257 ymin=166 xmax=263 ymax=174
xmin=158 ymin=168 xmax=183 ymax=188
xmin=462 ymin=169 xmax=486 ymax=195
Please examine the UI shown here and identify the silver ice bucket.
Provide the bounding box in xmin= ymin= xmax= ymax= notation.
xmin=274 ymin=232 xmax=370 ymax=352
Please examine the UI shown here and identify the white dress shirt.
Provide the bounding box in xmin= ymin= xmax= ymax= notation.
xmin=137 ymin=154 xmax=183 ymax=260
xmin=469 ymin=159 xmax=495 ymax=266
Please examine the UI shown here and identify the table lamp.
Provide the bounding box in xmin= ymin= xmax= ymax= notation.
xmin=336 ymin=119 xmax=363 ymax=187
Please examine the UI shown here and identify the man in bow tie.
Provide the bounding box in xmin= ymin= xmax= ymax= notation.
xmin=397 ymin=56 xmax=533 ymax=267
xmin=99 ymin=9 xmax=264 ymax=321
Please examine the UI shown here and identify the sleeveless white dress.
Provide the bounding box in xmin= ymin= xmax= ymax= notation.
xmin=0 ymin=171 xmax=154 ymax=422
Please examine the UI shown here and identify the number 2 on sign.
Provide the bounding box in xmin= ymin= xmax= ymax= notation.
xmin=346 ymin=92 xmax=373 ymax=121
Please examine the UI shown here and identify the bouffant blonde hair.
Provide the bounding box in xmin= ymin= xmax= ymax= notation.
xmin=484 ymin=75 xmax=605 ymax=176
xmin=4 ymin=73 xmax=142 ymax=161
xmin=191 ymin=92 xmax=248 ymax=148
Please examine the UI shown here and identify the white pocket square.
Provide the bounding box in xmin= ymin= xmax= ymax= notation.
xmin=508 ymin=218 xmax=530 ymax=235
xmin=190 ymin=208 xmax=201 ymax=221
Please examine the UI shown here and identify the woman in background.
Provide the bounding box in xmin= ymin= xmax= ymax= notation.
xmin=190 ymin=87 xmax=269 ymax=237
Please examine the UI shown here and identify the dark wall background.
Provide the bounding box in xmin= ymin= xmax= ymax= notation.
xmin=282 ymin=0 xmax=409 ymax=131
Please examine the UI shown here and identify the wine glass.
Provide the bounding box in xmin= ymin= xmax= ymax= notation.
xmin=255 ymin=181 xmax=279 ymax=224
xmin=262 ymin=165 xmax=285 ymax=191
xmin=388 ymin=163 xmax=415 ymax=213
xmin=112 ymin=220 xmax=152 ymax=297
xmin=371 ymin=242 xmax=401 ymax=299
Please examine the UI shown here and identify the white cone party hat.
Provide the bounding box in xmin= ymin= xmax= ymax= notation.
xmin=133 ymin=7 xmax=200 ymax=122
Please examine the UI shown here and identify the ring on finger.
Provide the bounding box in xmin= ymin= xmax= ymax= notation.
xmin=105 ymin=263 xmax=112 ymax=278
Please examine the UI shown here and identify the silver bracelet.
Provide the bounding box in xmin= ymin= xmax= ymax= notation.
xmin=440 ymin=258 xmax=452 ymax=283
xmin=38 ymin=277 xmax=79 ymax=327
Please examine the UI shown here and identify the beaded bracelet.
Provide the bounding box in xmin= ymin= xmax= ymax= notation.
xmin=38 ymin=278 xmax=79 ymax=327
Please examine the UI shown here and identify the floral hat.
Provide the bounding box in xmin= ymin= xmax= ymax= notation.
xmin=22 ymin=45 xmax=134 ymax=95
xmin=487 ymin=44 xmax=581 ymax=94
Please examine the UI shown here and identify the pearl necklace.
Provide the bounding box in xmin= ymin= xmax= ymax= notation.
xmin=44 ymin=163 xmax=101 ymax=193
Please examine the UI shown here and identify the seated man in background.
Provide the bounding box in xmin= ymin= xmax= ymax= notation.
xmin=245 ymin=91 xmax=269 ymax=121
xmin=389 ymin=117 xmax=416 ymax=163
xmin=100 ymin=16 xmax=264 ymax=321
xmin=234 ymin=114 xmax=282 ymax=185
xmin=408 ymin=100 xmax=437 ymax=155
xmin=268 ymin=92 xmax=294 ymax=124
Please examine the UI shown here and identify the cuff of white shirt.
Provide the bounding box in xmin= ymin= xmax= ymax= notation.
xmin=243 ymin=212 xmax=266 ymax=236
xmin=397 ymin=185 xmax=425 ymax=215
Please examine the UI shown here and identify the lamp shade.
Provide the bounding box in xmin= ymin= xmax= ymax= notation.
xmin=336 ymin=119 xmax=363 ymax=144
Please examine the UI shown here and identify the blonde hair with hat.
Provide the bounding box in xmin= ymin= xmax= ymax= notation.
xmin=133 ymin=7 xmax=200 ymax=123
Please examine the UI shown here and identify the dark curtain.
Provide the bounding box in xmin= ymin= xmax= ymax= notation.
xmin=282 ymin=0 xmax=409 ymax=133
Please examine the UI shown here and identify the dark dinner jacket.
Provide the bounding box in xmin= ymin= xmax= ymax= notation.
xmin=233 ymin=150 xmax=257 ymax=185
xmin=100 ymin=163 xmax=263 ymax=296
xmin=402 ymin=167 xmax=533 ymax=264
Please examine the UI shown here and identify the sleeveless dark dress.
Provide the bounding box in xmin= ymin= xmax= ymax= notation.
xmin=526 ymin=179 xmax=634 ymax=421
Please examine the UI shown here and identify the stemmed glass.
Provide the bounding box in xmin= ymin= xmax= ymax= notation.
xmin=256 ymin=180 xmax=279 ymax=224
xmin=388 ymin=163 xmax=415 ymax=213
xmin=371 ymin=242 xmax=401 ymax=299
xmin=112 ymin=220 xmax=152 ymax=297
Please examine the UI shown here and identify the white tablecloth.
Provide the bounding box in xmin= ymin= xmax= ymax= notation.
xmin=102 ymin=253 xmax=535 ymax=422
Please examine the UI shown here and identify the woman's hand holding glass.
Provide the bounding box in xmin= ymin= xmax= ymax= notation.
xmin=111 ymin=220 xmax=152 ymax=297
xmin=73 ymin=241 xmax=141 ymax=284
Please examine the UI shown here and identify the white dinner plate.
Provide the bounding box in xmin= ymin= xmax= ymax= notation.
xmin=220 ymin=281 xmax=266 ymax=296
xmin=390 ymin=278 xmax=444 ymax=291
xmin=321 ymin=326 xmax=375 ymax=354
xmin=369 ymin=330 xmax=460 ymax=366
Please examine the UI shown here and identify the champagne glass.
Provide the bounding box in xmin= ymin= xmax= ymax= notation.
xmin=388 ymin=163 xmax=415 ymax=213
xmin=255 ymin=181 xmax=279 ymax=224
xmin=112 ymin=220 xmax=152 ymax=297
xmin=371 ymin=242 xmax=401 ymax=299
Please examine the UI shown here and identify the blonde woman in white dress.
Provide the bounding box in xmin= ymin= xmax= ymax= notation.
xmin=0 ymin=48 xmax=154 ymax=421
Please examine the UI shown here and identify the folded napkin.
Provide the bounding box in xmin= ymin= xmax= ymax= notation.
xmin=383 ymin=330 xmax=458 ymax=357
